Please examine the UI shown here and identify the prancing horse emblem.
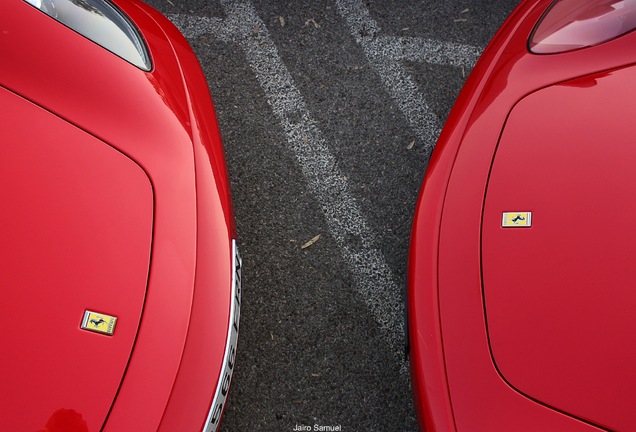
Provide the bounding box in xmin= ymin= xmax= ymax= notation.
xmin=90 ymin=318 xmax=107 ymax=328
xmin=502 ymin=212 xmax=532 ymax=228
xmin=81 ymin=311 xmax=117 ymax=336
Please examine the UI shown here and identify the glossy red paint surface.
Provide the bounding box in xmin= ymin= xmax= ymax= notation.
xmin=483 ymin=65 xmax=636 ymax=432
xmin=0 ymin=0 xmax=236 ymax=430
xmin=0 ymin=86 xmax=153 ymax=431
xmin=408 ymin=0 xmax=636 ymax=430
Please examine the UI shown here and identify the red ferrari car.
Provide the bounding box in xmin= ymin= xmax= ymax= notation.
xmin=0 ymin=1 xmax=240 ymax=431
xmin=408 ymin=1 xmax=636 ymax=431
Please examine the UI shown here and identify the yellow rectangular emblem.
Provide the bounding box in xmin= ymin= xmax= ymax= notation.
xmin=81 ymin=311 xmax=117 ymax=336
xmin=502 ymin=212 xmax=532 ymax=228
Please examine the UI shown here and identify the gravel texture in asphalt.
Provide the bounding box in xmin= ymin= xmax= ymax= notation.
xmin=142 ymin=1 xmax=519 ymax=430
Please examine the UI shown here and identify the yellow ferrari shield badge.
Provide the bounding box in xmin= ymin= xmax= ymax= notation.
xmin=502 ymin=212 xmax=532 ymax=228
xmin=81 ymin=311 xmax=117 ymax=336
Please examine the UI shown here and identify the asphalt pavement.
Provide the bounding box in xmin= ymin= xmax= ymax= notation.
xmin=142 ymin=1 xmax=518 ymax=430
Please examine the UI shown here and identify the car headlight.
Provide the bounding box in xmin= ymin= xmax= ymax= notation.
xmin=530 ymin=0 xmax=636 ymax=54
xmin=24 ymin=0 xmax=151 ymax=71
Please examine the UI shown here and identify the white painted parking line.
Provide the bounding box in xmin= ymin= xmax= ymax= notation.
xmin=169 ymin=0 xmax=408 ymax=365
xmin=366 ymin=36 xmax=481 ymax=66
xmin=335 ymin=0 xmax=482 ymax=153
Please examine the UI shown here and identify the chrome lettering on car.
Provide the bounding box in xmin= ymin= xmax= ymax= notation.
xmin=203 ymin=240 xmax=242 ymax=432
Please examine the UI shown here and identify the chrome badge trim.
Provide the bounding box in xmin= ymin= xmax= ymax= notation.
xmin=203 ymin=240 xmax=242 ymax=432
xmin=502 ymin=212 xmax=532 ymax=228
xmin=80 ymin=310 xmax=117 ymax=336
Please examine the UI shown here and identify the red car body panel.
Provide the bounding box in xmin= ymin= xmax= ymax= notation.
xmin=408 ymin=0 xmax=636 ymax=431
xmin=483 ymin=66 xmax=636 ymax=432
xmin=0 ymin=1 xmax=237 ymax=431
xmin=0 ymin=86 xmax=153 ymax=432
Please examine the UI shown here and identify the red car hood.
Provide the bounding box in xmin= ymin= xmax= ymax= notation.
xmin=0 ymin=86 xmax=153 ymax=431
xmin=409 ymin=0 xmax=636 ymax=430
xmin=483 ymin=64 xmax=636 ymax=432
xmin=0 ymin=1 xmax=221 ymax=430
